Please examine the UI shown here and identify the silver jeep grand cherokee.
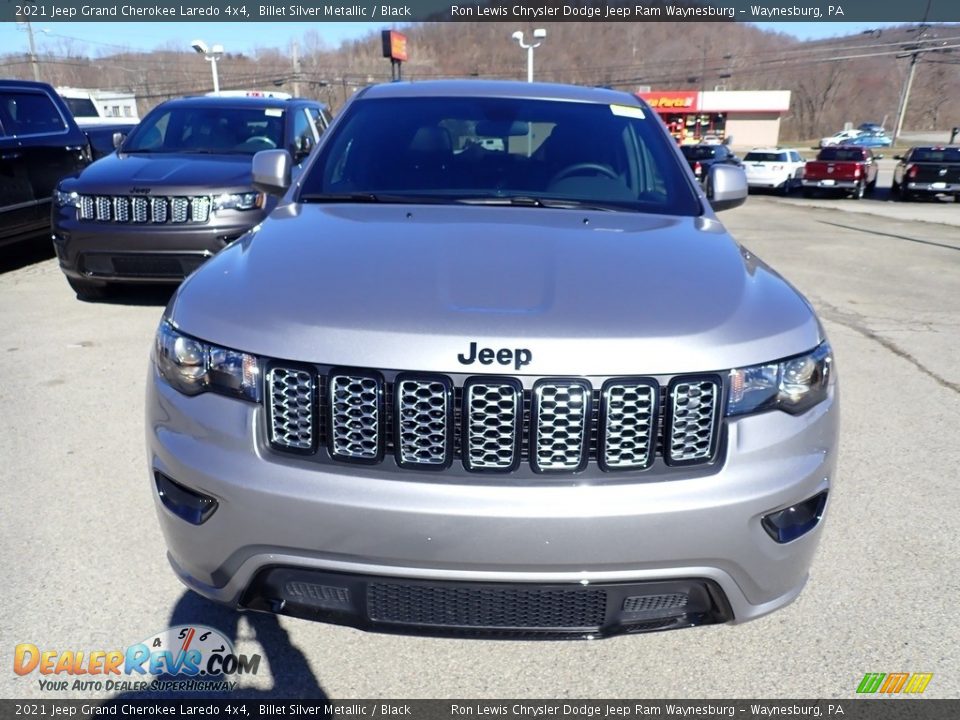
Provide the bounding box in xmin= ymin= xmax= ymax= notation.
xmin=147 ymin=81 xmax=837 ymax=639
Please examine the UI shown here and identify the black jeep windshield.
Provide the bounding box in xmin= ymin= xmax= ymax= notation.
xmin=299 ymin=96 xmax=700 ymax=215
xmin=123 ymin=105 xmax=285 ymax=154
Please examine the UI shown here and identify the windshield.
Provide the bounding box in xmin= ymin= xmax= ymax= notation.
xmin=912 ymin=148 xmax=960 ymax=163
xmin=63 ymin=97 xmax=98 ymax=119
xmin=123 ymin=105 xmax=285 ymax=154
xmin=299 ymin=96 xmax=700 ymax=215
xmin=818 ymin=148 xmax=864 ymax=162
xmin=680 ymin=145 xmax=721 ymax=160
xmin=744 ymin=152 xmax=786 ymax=162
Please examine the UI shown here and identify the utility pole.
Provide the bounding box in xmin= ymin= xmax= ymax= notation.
xmin=25 ymin=21 xmax=40 ymax=81
xmin=893 ymin=0 xmax=933 ymax=143
xmin=893 ymin=52 xmax=920 ymax=143
xmin=291 ymin=41 xmax=301 ymax=98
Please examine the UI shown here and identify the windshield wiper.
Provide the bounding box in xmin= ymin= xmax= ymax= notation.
xmin=300 ymin=192 xmax=382 ymax=203
xmin=299 ymin=193 xmax=459 ymax=204
xmin=458 ymin=196 xmax=619 ymax=211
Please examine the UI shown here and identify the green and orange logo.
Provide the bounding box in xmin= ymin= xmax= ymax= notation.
xmin=857 ymin=672 xmax=933 ymax=695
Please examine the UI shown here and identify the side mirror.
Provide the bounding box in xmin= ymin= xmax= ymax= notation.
xmin=293 ymin=135 xmax=314 ymax=164
xmin=252 ymin=149 xmax=292 ymax=197
xmin=706 ymin=164 xmax=748 ymax=213
xmin=112 ymin=132 xmax=126 ymax=149
xmin=893 ymin=155 xmax=902 ymax=160
xmin=874 ymin=154 xmax=884 ymax=160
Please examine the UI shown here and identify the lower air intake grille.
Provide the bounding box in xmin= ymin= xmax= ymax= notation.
xmin=367 ymin=582 xmax=608 ymax=629
xmin=623 ymin=593 xmax=689 ymax=614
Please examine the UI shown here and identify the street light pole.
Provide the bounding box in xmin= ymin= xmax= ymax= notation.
xmin=191 ymin=39 xmax=223 ymax=96
xmin=511 ymin=29 xmax=546 ymax=83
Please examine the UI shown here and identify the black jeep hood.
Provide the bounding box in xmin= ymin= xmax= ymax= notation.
xmin=63 ymin=152 xmax=254 ymax=194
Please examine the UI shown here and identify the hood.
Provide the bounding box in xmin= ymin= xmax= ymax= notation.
xmin=63 ymin=152 xmax=254 ymax=195
xmin=169 ymin=204 xmax=822 ymax=376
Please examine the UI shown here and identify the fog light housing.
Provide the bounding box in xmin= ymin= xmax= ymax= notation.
xmin=155 ymin=471 xmax=218 ymax=525
xmin=762 ymin=491 xmax=828 ymax=543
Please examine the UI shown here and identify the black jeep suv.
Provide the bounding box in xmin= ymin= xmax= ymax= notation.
xmin=1 ymin=80 xmax=90 ymax=249
xmin=51 ymin=94 xmax=330 ymax=299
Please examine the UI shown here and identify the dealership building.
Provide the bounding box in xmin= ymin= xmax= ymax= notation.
xmin=637 ymin=90 xmax=792 ymax=148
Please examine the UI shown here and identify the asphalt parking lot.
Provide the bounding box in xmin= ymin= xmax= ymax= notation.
xmin=1 ymin=191 xmax=958 ymax=700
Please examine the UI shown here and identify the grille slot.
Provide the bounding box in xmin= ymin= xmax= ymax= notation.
xmin=463 ymin=379 xmax=522 ymax=472
xmin=329 ymin=371 xmax=383 ymax=462
xmin=667 ymin=377 xmax=721 ymax=465
xmin=267 ymin=367 xmax=316 ymax=451
xmin=367 ymin=582 xmax=607 ymax=629
xmin=531 ymin=380 xmax=591 ymax=473
xmin=113 ymin=196 xmax=130 ymax=222
xmin=623 ymin=593 xmax=688 ymax=614
xmin=394 ymin=375 xmax=452 ymax=469
xmin=600 ymin=380 xmax=658 ymax=471
xmin=171 ymin=197 xmax=190 ymax=223
xmin=77 ymin=195 xmax=212 ymax=224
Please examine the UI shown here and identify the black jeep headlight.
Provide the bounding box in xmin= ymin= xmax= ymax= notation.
xmin=213 ymin=191 xmax=264 ymax=212
xmin=54 ymin=188 xmax=81 ymax=208
xmin=154 ymin=320 xmax=261 ymax=402
xmin=727 ymin=342 xmax=832 ymax=417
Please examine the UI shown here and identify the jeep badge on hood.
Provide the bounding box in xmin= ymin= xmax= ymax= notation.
xmin=457 ymin=342 xmax=532 ymax=371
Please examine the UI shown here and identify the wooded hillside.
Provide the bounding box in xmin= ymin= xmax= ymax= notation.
xmin=3 ymin=22 xmax=958 ymax=139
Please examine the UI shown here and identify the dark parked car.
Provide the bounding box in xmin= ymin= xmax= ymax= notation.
xmin=680 ymin=143 xmax=741 ymax=184
xmin=0 ymin=80 xmax=90 ymax=248
xmin=51 ymin=94 xmax=331 ymax=299
xmin=892 ymin=145 xmax=960 ymax=202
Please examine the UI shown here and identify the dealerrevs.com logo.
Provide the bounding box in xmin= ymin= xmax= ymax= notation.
xmin=13 ymin=625 xmax=261 ymax=693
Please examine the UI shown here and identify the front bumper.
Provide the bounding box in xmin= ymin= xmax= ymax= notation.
xmin=147 ymin=367 xmax=838 ymax=638
xmin=51 ymin=210 xmax=261 ymax=284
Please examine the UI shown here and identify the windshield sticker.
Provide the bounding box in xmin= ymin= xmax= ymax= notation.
xmin=264 ymin=109 xmax=283 ymax=117
xmin=609 ymin=104 xmax=645 ymax=119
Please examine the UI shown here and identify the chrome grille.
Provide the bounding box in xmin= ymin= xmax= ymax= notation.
xmin=395 ymin=376 xmax=450 ymax=468
xmin=532 ymin=381 xmax=590 ymax=472
xmin=267 ymin=367 xmax=316 ymax=451
xmin=79 ymin=195 xmax=94 ymax=220
xmin=463 ymin=380 xmax=521 ymax=471
xmin=600 ymin=381 xmax=657 ymax=470
xmin=171 ymin=197 xmax=190 ymax=223
xmin=266 ymin=370 xmax=723 ymax=475
xmin=132 ymin=196 xmax=148 ymax=223
xmin=114 ymin=196 xmax=130 ymax=222
xmin=151 ymin=197 xmax=168 ymax=223
xmin=667 ymin=378 xmax=720 ymax=464
xmin=191 ymin=196 xmax=211 ymax=223
xmin=77 ymin=195 xmax=211 ymax=224
xmin=95 ymin=196 xmax=112 ymax=221
xmin=329 ymin=372 xmax=382 ymax=462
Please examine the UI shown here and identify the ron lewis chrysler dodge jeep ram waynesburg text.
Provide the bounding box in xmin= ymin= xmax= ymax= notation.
xmin=147 ymin=81 xmax=838 ymax=640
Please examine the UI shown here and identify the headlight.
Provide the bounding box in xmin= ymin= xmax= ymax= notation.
xmin=154 ymin=321 xmax=261 ymax=402
xmin=213 ymin=191 xmax=264 ymax=212
xmin=727 ymin=342 xmax=833 ymax=417
xmin=54 ymin=189 xmax=80 ymax=208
